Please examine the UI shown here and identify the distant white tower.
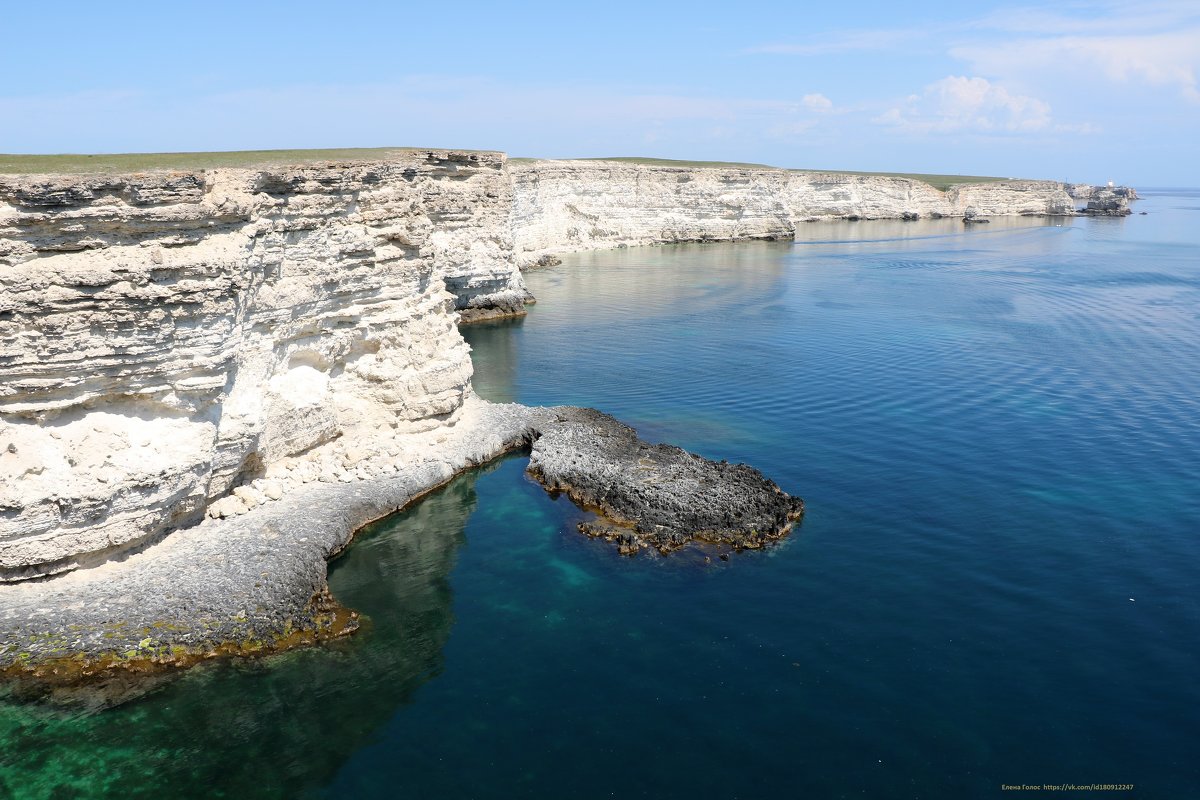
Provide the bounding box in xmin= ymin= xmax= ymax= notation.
xmin=1107 ymin=180 xmax=1115 ymax=188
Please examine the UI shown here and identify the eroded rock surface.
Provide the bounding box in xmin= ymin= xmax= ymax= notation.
xmin=0 ymin=153 xmax=1113 ymax=581
xmin=0 ymin=151 xmax=1132 ymax=685
xmin=528 ymin=408 xmax=804 ymax=555
xmin=509 ymin=160 xmax=1079 ymax=266
xmin=0 ymin=151 xmax=528 ymax=580
xmin=0 ymin=401 xmax=803 ymax=692
xmin=1083 ymin=187 xmax=1136 ymax=216
xmin=0 ymin=399 xmax=537 ymax=689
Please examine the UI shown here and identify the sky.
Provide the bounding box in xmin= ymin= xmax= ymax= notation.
xmin=2 ymin=0 xmax=1197 ymax=185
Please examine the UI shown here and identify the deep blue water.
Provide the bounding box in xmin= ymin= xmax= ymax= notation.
xmin=3 ymin=192 xmax=1198 ymax=799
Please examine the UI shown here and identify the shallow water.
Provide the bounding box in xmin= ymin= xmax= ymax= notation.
xmin=3 ymin=194 xmax=1199 ymax=798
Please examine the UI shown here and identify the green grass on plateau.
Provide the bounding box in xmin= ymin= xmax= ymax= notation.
xmin=0 ymin=147 xmax=487 ymax=175
xmin=790 ymin=168 xmax=1012 ymax=191
xmin=549 ymin=156 xmax=782 ymax=170
xmin=511 ymin=156 xmax=1013 ymax=190
xmin=0 ymin=149 xmax=1014 ymax=191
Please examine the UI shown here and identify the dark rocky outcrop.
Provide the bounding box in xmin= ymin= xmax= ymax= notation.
xmin=1067 ymin=184 xmax=1138 ymax=216
xmin=1083 ymin=188 xmax=1134 ymax=216
xmin=527 ymin=408 xmax=804 ymax=555
xmin=456 ymin=292 xmax=535 ymax=324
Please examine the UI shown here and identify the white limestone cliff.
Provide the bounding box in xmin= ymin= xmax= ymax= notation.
xmin=0 ymin=151 xmax=524 ymax=580
xmin=509 ymin=161 xmax=794 ymax=265
xmin=508 ymin=161 xmax=1077 ymax=266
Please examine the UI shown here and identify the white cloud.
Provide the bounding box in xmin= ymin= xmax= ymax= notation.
xmin=874 ymin=76 xmax=1053 ymax=134
xmin=969 ymin=1 xmax=1200 ymax=36
xmin=952 ymin=30 xmax=1200 ymax=103
xmin=801 ymin=93 xmax=833 ymax=112
xmin=745 ymin=3 xmax=1200 ymax=103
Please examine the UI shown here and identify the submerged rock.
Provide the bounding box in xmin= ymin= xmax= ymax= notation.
xmin=527 ymin=408 xmax=804 ymax=555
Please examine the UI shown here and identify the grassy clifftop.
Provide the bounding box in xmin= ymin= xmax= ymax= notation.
xmin=509 ymin=156 xmax=783 ymax=170
xmin=0 ymin=147 xmax=495 ymax=175
xmin=511 ymin=156 xmax=1012 ymax=191
xmin=1 ymin=148 xmax=1014 ymax=191
xmin=790 ymin=168 xmax=1012 ymax=191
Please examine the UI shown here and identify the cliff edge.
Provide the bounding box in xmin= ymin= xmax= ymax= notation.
xmin=509 ymin=160 xmax=1079 ymax=266
xmin=0 ymin=150 xmax=525 ymax=580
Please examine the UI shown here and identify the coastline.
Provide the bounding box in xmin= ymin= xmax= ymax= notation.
xmin=0 ymin=398 xmax=536 ymax=695
xmin=0 ymin=149 xmax=1132 ymax=692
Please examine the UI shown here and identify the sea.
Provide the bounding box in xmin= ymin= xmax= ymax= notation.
xmin=2 ymin=190 xmax=1197 ymax=799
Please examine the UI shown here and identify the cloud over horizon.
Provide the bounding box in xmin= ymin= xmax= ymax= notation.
xmin=873 ymin=76 xmax=1053 ymax=134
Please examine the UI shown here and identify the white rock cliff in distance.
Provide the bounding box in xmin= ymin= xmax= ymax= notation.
xmin=0 ymin=151 xmax=1088 ymax=580
xmin=509 ymin=160 xmax=1077 ymax=266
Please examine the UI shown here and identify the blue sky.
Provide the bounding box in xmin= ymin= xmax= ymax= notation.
xmin=3 ymin=0 xmax=1197 ymax=184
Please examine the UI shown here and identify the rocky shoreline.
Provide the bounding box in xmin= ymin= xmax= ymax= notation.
xmin=0 ymin=399 xmax=803 ymax=696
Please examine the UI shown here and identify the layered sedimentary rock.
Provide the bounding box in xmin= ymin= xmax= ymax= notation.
xmin=0 ymin=151 xmax=526 ymax=580
xmin=949 ymin=180 xmax=1077 ymax=217
xmin=0 ymin=398 xmax=535 ymax=687
xmin=1066 ymin=183 xmax=1138 ymax=201
xmin=781 ymin=172 xmax=953 ymax=220
xmin=508 ymin=160 xmax=1078 ymax=266
xmin=509 ymin=161 xmax=795 ymax=266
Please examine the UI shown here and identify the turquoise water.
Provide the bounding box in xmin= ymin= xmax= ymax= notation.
xmin=4 ymin=194 xmax=1199 ymax=798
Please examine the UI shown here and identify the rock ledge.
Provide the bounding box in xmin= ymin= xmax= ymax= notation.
xmin=0 ymin=401 xmax=802 ymax=697
xmin=528 ymin=408 xmax=803 ymax=555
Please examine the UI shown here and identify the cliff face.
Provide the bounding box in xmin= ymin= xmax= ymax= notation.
xmin=950 ymin=180 xmax=1077 ymax=217
xmin=1071 ymin=185 xmax=1137 ymax=216
xmin=0 ymin=152 xmax=1101 ymax=581
xmin=510 ymin=161 xmax=795 ymax=266
xmin=781 ymin=172 xmax=952 ymax=220
xmin=509 ymin=161 xmax=1077 ymax=266
xmin=0 ymin=150 xmax=525 ymax=580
